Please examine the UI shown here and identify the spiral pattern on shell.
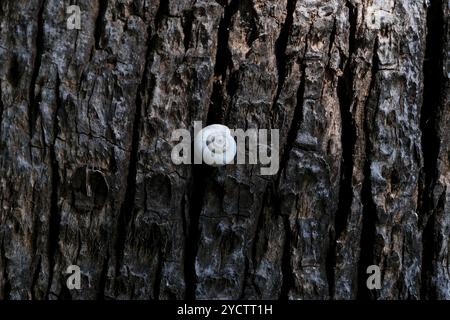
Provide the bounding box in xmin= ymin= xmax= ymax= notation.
xmin=194 ymin=124 xmax=237 ymax=166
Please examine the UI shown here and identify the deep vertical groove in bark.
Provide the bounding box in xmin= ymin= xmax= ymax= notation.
xmin=31 ymin=186 xmax=39 ymax=258
xmin=239 ymin=256 xmax=250 ymax=299
xmin=279 ymin=213 xmax=293 ymax=299
xmin=278 ymin=64 xmax=306 ymax=299
xmin=97 ymin=253 xmax=109 ymax=300
xmin=243 ymin=0 xmax=259 ymax=46
xmin=327 ymin=1 xmax=358 ymax=298
xmin=31 ymin=185 xmax=42 ymax=298
xmin=242 ymin=187 xmax=270 ymax=299
xmin=153 ymin=248 xmax=163 ymax=300
xmin=273 ymin=0 xmax=297 ymax=107
xmin=208 ymin=0 xmax=239 ymax=124
xmin=420 ymin=204 xmax=437 ymax=299
xmin=1 ymin=238 xmax=11 ymax=299
xmin=327 ymin=18 xmax=337 ymax=61
xmin=185 ymin=166 xmax=213 ymax=299
xmin=325 ymin=228 xmax=336 ymax=298
xmin=0 ymin=80 xmax=3 ymax=139
xmin=114 ymin=74 xmax=141 ymax=282
xmin=111 ymin=0 xmax=171 ymax=298
xmin=114 ymin=23 xmax=153 ymax=280
xmin=182 ymin=9 xmax=194 ymax=52
xmin=47 ymin=72 xmax=62 ymax=297
xmin=357 ymin=39 xmax=380 ymax=300
xmin=30 ymin=255 xmax=41 ymax=299
xmin=114 ymin=94 xmax=140 ymax=282
xmin=279 ymin=63 xmax=306 ymax=175
xmin=345 ymin=1 xmax=357 ymax=55
xmin=94 ymin=0 xmax=108 ymax=50
xmin=181 ymin=193 xmax=188 ymax=241
xmin=335 ymin=1 xmax=357 ymax=240
xmin=28 ymin=0 xmax=46 ymax=141
xmin=419 ymin=0 xmax=444 ymax=300
xmin=184 ymin=2 xmax=241 ymax=300
xmin=154 ymin=0 xmax=169 ymax=30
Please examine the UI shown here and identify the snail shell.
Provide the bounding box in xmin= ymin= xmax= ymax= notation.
xmin=194 ymin=124 xmax=236 ymax=166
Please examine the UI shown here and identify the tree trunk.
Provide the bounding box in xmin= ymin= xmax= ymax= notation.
xmin=0 ymin=0 xmax=448 ymax=300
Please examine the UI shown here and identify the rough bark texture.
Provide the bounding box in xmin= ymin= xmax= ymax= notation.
xmin=0 ymin=0 xmax=448 ymax=300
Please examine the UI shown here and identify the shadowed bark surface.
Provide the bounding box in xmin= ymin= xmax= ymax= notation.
xmin=0 ymin=0 xmax=448 ymax=300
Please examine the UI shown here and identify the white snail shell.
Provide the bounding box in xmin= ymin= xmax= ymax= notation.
xmin=194 ymin=124 xmax=237 ymax=166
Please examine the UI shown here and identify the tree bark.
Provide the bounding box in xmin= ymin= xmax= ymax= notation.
xmin=0 ymin=0 xmax=448 ymax=300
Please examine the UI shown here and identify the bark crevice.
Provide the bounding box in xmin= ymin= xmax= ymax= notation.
xmin=46 ymin=72 xmax=62 ymax=298
xmin=97 ymin=253 xmax=109 ymax=300
xmin=419 ymin=0 xmax=444 ymax=300
xmin=185 ymin=166 xmax=214 ymax=299
xmin=327 ymin=2 xmax=359 ymax=298
xmin=356 ymin=39 xmax=380 ymax=300
xmin=334 ymin=0 xmax=357 ymax=241
xmin=1 ymin=237 xmax=11 ymax=299
xmin=94 ymin=0 xmax=108 ymax=50
xmin=114 ymin=23 xmax=153 ymax=281
xmin=273 ymin=0 xmax=297 ymax=109
xmin=182 ymin=9 xmax=194 ymax=52
xmin=278 ymin=63 xmax=306 ymax=299
xmin=0 ymin=80 xmax=3 ymax=140
xmin=28 ymin=0 xmax=46 ymax=141
xmin=208 ymin=0 xmax=239 ymax=124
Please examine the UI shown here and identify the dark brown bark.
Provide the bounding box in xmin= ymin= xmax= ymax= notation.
xmin=0 ymin=0 xmax=448 ymax=300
